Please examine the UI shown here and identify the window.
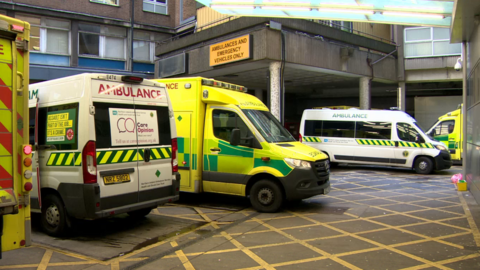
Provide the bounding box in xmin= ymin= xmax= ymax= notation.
xmin=304 ymin=120 xmax=323 ymax=137
xmin=143 ymin=0 xmax=168 ymax=15
xmin=243 ymin=110 xmax=295 ymax=143
xmin=90 ymin=0 xmax=119 ymax=5
xmin=15 ymin=14 xmax=70 ymax=55
xmin=322 ymin=121 xmax=355 ymax=138
xmin=396 ymin=123 xmax=421 ymax=142
xmin=433 ymin=120 xmax=455 ymax=136
xmin=133 ymin=30 xmax=165 ymax=62
xmin=94 ymin=102 xmax=171 ymax=149
xmin=404 ymin=27 xmax=461 ymax=58
xmin=79 ymin=23 xmax=126 ymax=60
xmin=38 ymin=103 xmax=79 ymax=151
xmin=355 ymin=122 xmax=392 ymax=140
xmin=29 ymin=107 xmax=36 ymax=145
xmin=213 ymin=110 xmax=251 ymax=146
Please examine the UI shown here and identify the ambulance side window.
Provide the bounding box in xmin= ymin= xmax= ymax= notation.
xmin=212 ymin=110 xmax=250 ymax=146
xmin=39 ymin=103 xmax=79 ymax=150
xmin=322 ymin=121 xmax=355 ymax=138
xmin=304 ymin=120 xmax=322 ymax=136
xmin=29 ymin=107 xmax=35 ymax=145
xmin=355 ymin=122 xmax=392 ymax=140
xmin=396 ymin=123 xmax=420 ymax=142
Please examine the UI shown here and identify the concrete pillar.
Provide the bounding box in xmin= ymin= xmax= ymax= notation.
xmin=359 ymin=77 xmax=371 ymax=110
xmin=269 ymin=61 xmax=281 ymax=120
xmin=398 ymin=82 xmax=406 ymax=111
xmin=254 ymin=89 xmax=263 ymax=101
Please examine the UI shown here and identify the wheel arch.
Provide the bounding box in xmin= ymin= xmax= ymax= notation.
xmin=245 ymin=173 xmax=285 ymax=199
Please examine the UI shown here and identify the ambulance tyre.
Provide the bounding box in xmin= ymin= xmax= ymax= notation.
xmin=127 ymin=208 xmax=152 ymax=218
xmin=41 ymin=194 xmax=68 ymax=237
xmin=414 ymin=157 xmax=434 ymax=174
xmin=250 ymin=180 xmax=284 ymax=213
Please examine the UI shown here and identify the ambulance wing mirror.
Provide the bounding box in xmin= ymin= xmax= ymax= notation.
xmin=415 ymin=136 xmax=425 ymax=144
xmin=230 ymin=129 xmax=241 ymax=146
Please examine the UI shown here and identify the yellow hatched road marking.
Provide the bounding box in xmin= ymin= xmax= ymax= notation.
xmin=47 ymin=154 xmax=56 ymax=165
xmin=123 ymin=150 xmax=134 ymax=162
xmin=37 ymin=250 xmax=53 ymax=270
xmin=56 ymin=153 xmax=65 ymax=165
xmin=152 ymin=148 xmax=161 ymax=159
xmin=112 ymin=151 xmax=123 ymax=163
xmin=65 ymin=153 xmax=74 ymax=165
xmin=101 ymin=151 xmax=112 ymax=164
xmin=458 ymin=191 xmax=480 ymax=247
xmin=171 ymin=241 xmax=196 ymax=270
xmin=161 ymin=148 xmax=170 ymax=158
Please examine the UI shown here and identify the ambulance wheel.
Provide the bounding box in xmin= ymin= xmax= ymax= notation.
xmin=250 ymin=180 xmax=283 ymax=213
xmin=127 ymin=208 xmax=152 ymax=218
xmin=41 ymin=194 xmax=68 ymax=237
xmin=414 ymin=157 xmax=434 ymax=174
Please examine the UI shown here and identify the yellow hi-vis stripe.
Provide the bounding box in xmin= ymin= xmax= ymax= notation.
xmin=65 ymin=153 xmax=75 ymax=165
xmin=47 ymin=154 xmax=56 ymax=165
xmin=96 ymin=152 xmax=101 ymax=158
xmin=123 ymin=150 xmax=134 ymax=162
xmin=101 ymin=151 xmax=112 ymax=164
xmin=56 ymin=153 xmax=65 ymax=165
xmin=75 ymin=156 xmax=82 ymax=166
xmin=112 ymin=151 xmax=123 ymax=163
xmin=161 ymin=148 xmax=170 ymax=158
xmin=152 ymin=149 xmax=161 ymax=159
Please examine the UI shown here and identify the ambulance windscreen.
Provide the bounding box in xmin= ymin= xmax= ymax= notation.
xmin=243 ymin=110 xmax=295 ymax=143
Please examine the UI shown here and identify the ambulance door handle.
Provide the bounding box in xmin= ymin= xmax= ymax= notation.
xmin=144 ymin=148 xmax=151 ymax=162
xmin=394 ymin=141 xmax=399 ymax=147
xmin=210 ymin=148 xmax=221 ymax=152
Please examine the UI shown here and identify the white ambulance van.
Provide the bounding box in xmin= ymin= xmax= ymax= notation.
xmin=28 ymin=74 xmax=180 ymax=236
xmin=300 ymin=109 xmax=452 ymax=174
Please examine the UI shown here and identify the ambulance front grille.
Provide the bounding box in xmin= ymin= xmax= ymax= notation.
xmin=313 ymin=160 xmax=329 ymax=179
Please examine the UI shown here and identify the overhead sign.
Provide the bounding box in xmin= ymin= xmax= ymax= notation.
xmin=209 ymin=34 xmax=251 ymax=67
xmin=109 ymin=108 xmax=159 ymax=146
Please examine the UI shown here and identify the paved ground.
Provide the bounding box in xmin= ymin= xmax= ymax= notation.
xmin=2 ymin=165 xmax=480 ymax=270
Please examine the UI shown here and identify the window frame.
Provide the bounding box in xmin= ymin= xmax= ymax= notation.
xmin=143 ymin=0 xmax=168 ymax=15
xmin=90 ymin=0 xmax=119 ymax=6
xmin=78 ymin=23 xmax=127 ymax=61
xmin=404 ymin=26 xmax=462 ymax=58
xmin=16 ymin=14 xmax=71 ymax=56
xmin=212 ymin=109 xmax=256 ymax=148
xmin=133 ymin=30 xmax=158 ymax=63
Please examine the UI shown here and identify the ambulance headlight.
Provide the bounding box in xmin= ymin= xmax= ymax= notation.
xmin=435 ymin=145 xmax=447 ymax=151
xmin=284 ymin=158 xmax=311 ymax=168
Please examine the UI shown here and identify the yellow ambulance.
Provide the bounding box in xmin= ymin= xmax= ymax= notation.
xmin=426 ymin=104 xmax=463 ymax=164
xmin=153 ymin=77 xmax=330 ymax=212
xmin=0 ymin=14 xmax=32 ymax=255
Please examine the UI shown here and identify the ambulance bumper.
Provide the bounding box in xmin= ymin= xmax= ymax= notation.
xmin=279 ymin=166 xmax=330 ymax=201
xmin=434 ymin=150 xmax=452 ymax=170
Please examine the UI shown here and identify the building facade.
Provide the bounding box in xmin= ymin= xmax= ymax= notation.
xmin=0 ymin=0 xmax=196 ymax=82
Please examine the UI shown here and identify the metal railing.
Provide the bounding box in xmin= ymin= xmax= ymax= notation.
xmin=156 ymin=16 xmax=396 ymax=47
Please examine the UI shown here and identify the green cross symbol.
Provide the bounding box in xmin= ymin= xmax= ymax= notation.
xmin=177 ymin=115 xmax=183 ymax=122
xmin=155 ymin=170 xmax=161 ymax=177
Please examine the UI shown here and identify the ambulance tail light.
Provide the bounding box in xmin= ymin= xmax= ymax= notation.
xmin=171 ymin=138 xmax=178 ymax=173
xmin=21 ymin=144 xmax=33 ymax=193
xmin=299 ymin=134 xmax=303 ymax=143
xmin=82 ymin=141 xmax=97 ymax=184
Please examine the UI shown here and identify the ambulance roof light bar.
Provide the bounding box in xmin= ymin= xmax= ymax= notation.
xmin=201 ymin=79 xmax=248 ymax=93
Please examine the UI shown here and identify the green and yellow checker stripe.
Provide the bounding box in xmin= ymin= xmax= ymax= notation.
xmin=46 ymin=147 xmax=172 ymax=166
xmin=356 ymin=139 xmax=395 ymax=146
xmin=396 ymin=141 xmax=434 ymax=148
xmin=303 ymin=136 xmax=322 ymax=142
xmin=46 ymin=152 xmax=82 ymax=166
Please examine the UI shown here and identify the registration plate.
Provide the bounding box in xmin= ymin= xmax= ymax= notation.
xmin=323 ymin=186 xmax=331 ymax=195
xmin=103 ymin=174 xmax=131 ymax=185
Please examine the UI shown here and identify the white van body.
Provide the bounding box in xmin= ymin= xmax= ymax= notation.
xmin=28 ymin=73 xmax=179 ymax=236
xmin=300 ymin=109 xmax=452 ymax=174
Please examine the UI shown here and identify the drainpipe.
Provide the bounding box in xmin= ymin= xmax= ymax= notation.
xmin=462 ymin=41 xmax=467 ymax=181
xmin=130 ymin=0 xmax=135 ymax=72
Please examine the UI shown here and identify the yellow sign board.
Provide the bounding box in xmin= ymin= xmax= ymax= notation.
xmin=209 ymin=35 xmax=250 ymax=67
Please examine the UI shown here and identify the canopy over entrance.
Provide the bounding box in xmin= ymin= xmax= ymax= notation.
xmin=196 ymin=0 xmax=454 ymax=27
